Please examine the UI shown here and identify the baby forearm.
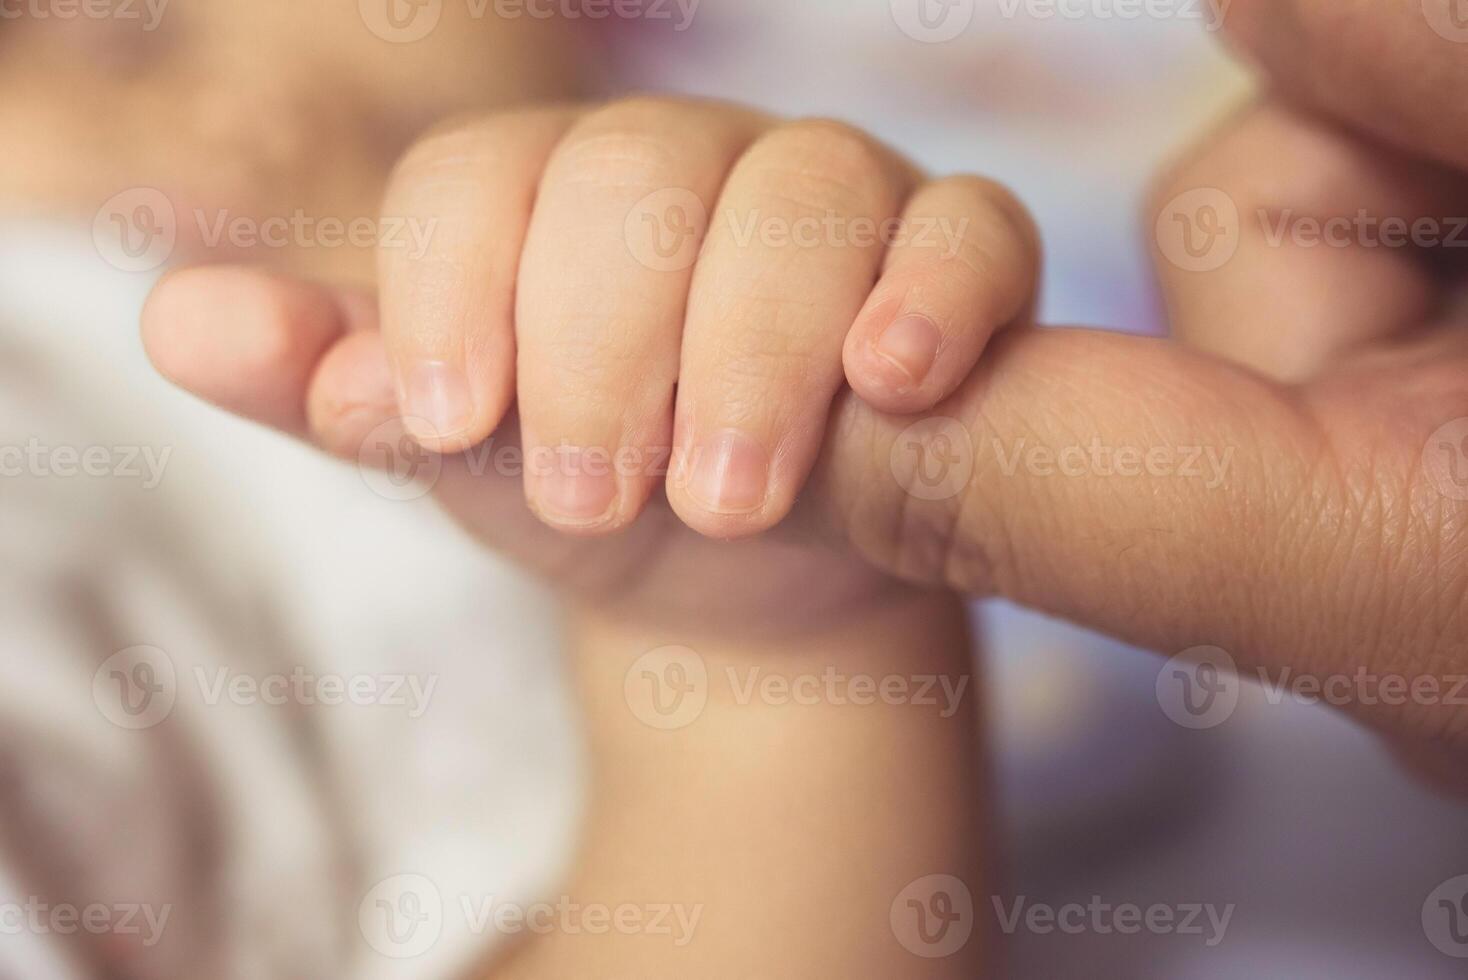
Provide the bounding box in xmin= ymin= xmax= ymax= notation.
xmin=481 ymin=590 xmax=993 ymax=979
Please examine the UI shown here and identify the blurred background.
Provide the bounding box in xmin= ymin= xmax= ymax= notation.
xmin=2 ymin=1 xmax=1467 ymax=977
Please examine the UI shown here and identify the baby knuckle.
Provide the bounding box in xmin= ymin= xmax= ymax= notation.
xmin=718 ymin=315 xmax=818 ymax=372
xmin=390 ymin=114 xmax=524 ymax=187
xmin=936 ymin=236 xmax=1017 ymax=306
xmin=949 ymin=176 xmax=1040 ymax=255
xmin=939 ymin=174 xmax=1022 ymax=217
xmin=593 ymin=94 xmax=698 ymax=126
xmin=543 ymin=313 xmax=646 ymax=366
xmin=744 ymin=120 xmax=895 ymax=213
xmin=549 ymin=104 xmax=700 ymax=189
xmin=553 ymin=130 xmax=683 ymax=188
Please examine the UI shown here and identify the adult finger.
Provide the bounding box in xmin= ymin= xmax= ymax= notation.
xmin=1148 ymin=99 xmax=1468 ymax=381
xmin=1222 ymin=0 xmax=1468 ymax=172
xmin=815 ymin=321 xmax=1468 ymax=745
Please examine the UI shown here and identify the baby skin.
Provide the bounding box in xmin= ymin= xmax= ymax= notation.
xmin=143 ymin=97 xmax=1044 ymax=640
xmin=143 ymin=96 xmax=1042 ymax=978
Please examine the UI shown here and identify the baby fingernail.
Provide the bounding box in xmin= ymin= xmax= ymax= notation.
xmin=687 ymin=429 xmax=768 ymax=515
xmin=402 ymin=360 xmax=474 ymax=443
xmin=872 ymin=314 xmax=941 ymax=387
xmin=533 ymin=447 xmax=618 ymax=526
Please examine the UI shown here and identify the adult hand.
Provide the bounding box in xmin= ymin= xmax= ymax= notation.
xmin=823 ymin=0 xmax=1468 ymax=787
xmin=922 ymin=0 xmax=1468 ymax=786
xmin=1128 ymin=0 xmax=1468 ymax=785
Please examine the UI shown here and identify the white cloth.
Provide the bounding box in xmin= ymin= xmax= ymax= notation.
xmin=0 ymin=225 xmax=579 ymax=979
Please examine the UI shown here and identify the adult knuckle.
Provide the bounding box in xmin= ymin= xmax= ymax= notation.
xmin=1145 ymin=104 xmax=1314 ymax=228
xmin=1217 ymin=0 xmax=1337 ymax=76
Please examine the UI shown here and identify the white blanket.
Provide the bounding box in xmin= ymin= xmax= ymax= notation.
xmin=0 ymin=224 xmax=579 ymax=980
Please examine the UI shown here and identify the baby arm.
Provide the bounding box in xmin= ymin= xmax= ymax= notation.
xmin=479 ymin=595 xmax=990 ymax=979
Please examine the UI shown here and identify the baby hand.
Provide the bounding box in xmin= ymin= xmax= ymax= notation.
xmin=144 ymin=98 xmax=1039 ymax=629
xmin=370 ymin=98 xmax=1035 ymax=536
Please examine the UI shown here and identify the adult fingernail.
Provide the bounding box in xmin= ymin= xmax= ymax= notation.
xmin=532 ymin=446 xmax=618 ymax=526
xmin=402 ymin=360 xmax=473 ymax=443
xmin=872 ymin=314 xmax=941 ymax=387
xmin=686 ymin=428 xmax=768 ymax=515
